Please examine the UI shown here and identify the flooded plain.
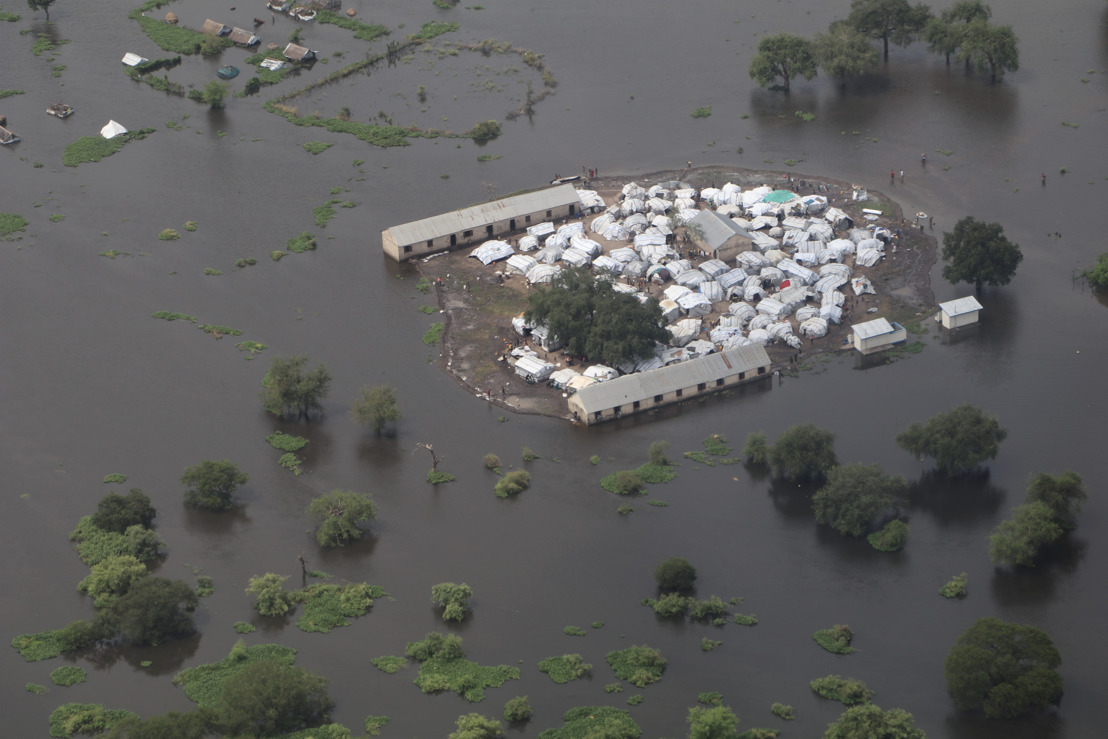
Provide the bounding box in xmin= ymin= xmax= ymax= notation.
xmin=2 ymin=0 xmax=1107 ymax=736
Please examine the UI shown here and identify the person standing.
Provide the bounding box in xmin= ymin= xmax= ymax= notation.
xmin=921 ymin=153 xmax=926 ymax=165
xmin=1042 ymin=172 xmax=1047 ymax=186
xmin=890 ymin=169 xmax=895 ymax=184
xmin=899 ymin=170 xmax=905 ymax=182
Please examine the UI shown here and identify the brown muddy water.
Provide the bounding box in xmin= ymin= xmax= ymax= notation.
xmin=2 ymin=1 xmax=1107 ymax=737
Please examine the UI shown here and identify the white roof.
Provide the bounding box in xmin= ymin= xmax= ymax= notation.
xmin=939 ymin=295 xmax=983 ymax=316
xmin=100 ymin=120 xmax=128 ymax=139
xmin=853 ymin=317 xmax=896 ymax=340
xmin=121 ymin=53 xmax=148 ymax=66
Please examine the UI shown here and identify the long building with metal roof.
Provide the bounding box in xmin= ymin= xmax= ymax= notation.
xmin=567 ymin=344 xmax=772 ymax=425
xmin=382 ymin=184 xmax=580 ymax=261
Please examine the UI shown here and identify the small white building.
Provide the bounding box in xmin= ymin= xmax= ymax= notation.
xmin=937 ymin=296 xmax=983 ymax=329
xmin=852 ymin=317 xmax=907 ymax=354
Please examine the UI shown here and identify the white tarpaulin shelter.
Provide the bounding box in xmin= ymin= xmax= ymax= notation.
xmin=560 ymin=248 xmax=591 ymax=267
xmin=623 ymin=213 xmax=648 ymax=233
xmin=527 ymin=221 xmax=555 ymax=237
xmin=677 ymin=292 xmax=713 ymax=317
xmin=549 ymin=368 xmax=581 ymax=390
xmin=514 ymin=355 xmax=555 ymax=381
xmin=699 ymin=280 xmax=723 ymax=302
xmin=658 ymin=299 xmax=680 ymax=323
xmin=633 ymin=232 xmax=667 ymax=248
xmin=470 ymin=240 xmax=513 ymax=265
xmin=100 ymin=120 xmax=128 ymax=139
xmin=602 ymin=223 xmax=629 ymax=241
xmin=584 ymin=364 xmax=619 ymax=382
xmin=519 ymin=235 xmax=539 ymax=252
xmin=592 ymin=255 xmax=623 ymax=274
xmin=729 ymin=302 xmax=756 ymax=324
xmin=799 ymin=316 xmax=829 ymax=338
xmin=569 ymin=235 xmax=602 ymax=257
xmin=699 ymin=259 xmax=730 ymax=279
xmin=668 ymin=319 xmax=701 ymax=347
xmin=676 ymin=270 xmax=708 ymax=288
xmin=526 ymin=264 xmax=561 ymax=284
xmin=558 ymin=222 xmax=585 ymax=239
xmin=609 ymin=247 xmax=638 ymax=263
xmin=506 ymin=254 xmax=537 ymax=275
xmin=591 ymin=213 xmax=613 ymax=234
xmin=664 ymin=285 xmax=692 ymax=302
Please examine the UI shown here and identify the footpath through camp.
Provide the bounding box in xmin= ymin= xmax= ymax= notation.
xmin=415 ymin=166 xmax=937 ymax=421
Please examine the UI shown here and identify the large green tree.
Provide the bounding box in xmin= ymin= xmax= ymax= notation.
xmin=896 ymin=404 xmax=1006 ymax=475
xmin=448 ymin=713 xmax=503 ymax=739
xmin=923 ymin=1 xmax=992 ymax=64
xmin=654 ymin=556 xmax=697 ymax=592
xmin=524 ymin=267 xmax=668 ymax=367
xmin=770 ymin=423 xmax=837 ymax=483
xmin=351 ymin=384 xmax=401 ymax=434
xmin=78 ymin=555 xmax=147 ymax=608
xmin=944 ymin=617 xmax=1063 ymax=718
xmin=815 ymin=21 xmax=879 ymax=88
xmin=92 ymin=489 xmax=157 ymax=533
xmin=1082 ymin=253 xmax=1108 ymax=290
xmin=686 ymin=703 xmax=740 ymax=739
xmin=215 ymin=658 xmax=334 ymax=736
xmin=748 ymin=33 xmax=818 ymax=91
xmin=107 ymin=576 xmax=199 ymax=646
xmin=306 ymin=490 xmax=377 ymax=547
xmin=1025 ymin=471 xmax=1087 ymax=528
xmin=26 ymin=0 xmax=55 ymax=21
xmin=104 ymin=710 xmax=216 ymax=739
xmin=812 ymin=463 xmax=908 ymax=537
xmin=180 ymin=460 xmax=248 ymax=511
xmin=431 ymin=582 xmax=474 ymax=622
xmin=246 ymin=573 xmax=295 ymax=616
xmin=261 ymin=355 xmax=332 ymax=419
xmin=847 ymin=0 xmax=933 ymax=60
xmin=824 ymin=704 xmax=926 ymax=738
xmin=961 ymin=20 xmax=1019 ymax=83
xmin=940 ymin=217 xmax=1023 ymax=290
xmin=988 ymin=501 xmax=1064 ymax=566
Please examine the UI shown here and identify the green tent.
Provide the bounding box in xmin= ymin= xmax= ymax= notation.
xmin=763 ymin=189 xmax=798 ymax=204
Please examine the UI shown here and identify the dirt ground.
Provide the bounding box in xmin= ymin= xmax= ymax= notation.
xmin=418 ymin=166 xmax=937 ymax=421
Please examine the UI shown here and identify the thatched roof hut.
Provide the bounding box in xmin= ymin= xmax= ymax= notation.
xmin=346 ymin=8 xmax=356 ymax=16
xmin=165 ymin=11 xmax=178 ymax=24
xmin=201 ymin=19 xmax=231 ymax=36
xmin=229 ymin=27 xmax=260 ymax=46
xmin=283 ymin=43 xmax=317 ymax=61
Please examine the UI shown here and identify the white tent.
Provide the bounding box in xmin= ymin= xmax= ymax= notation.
xmin=699 ymin=259 xmax=730 ymax=279
xmin=592 ymin=255 xmax=623 ymax=274
xmin=728 ymin=302 xmax=756 ymax=324
xmin=514 ymin=355 xmax=555 ymax=382
xmin=583 ymin=364 xmax=619 ymax=382
xmin=527 ymin=221 xmax=555 ymax=237
xmin=591 ymin=213 xmax=613 ymax=234
xmin=519 ymin=235 xmax=539 ymax=252
xmin=558 ymin=222 xmax=585 ymax=239
xmin=677 ymin=292 xmax=713 ymax=317
xmin=623 ymin=213 xmax=649 ymax=233
xmin=610 ymin=247 xmax=638 ymax=263
xmin=526 ymin=263 xmax=562 ymax=284
xmin=699 ymin=280 xmax=723 ymax=302
xmin=668 ymin=319 xmax=701 ymax=347
xmin=799 ymin=316 xmax=829 ymax=338
xmin=470 ymin=240 xmax=513 ymax=265
xmin=560 ymin=248 xmax=591 ymax=267
xmin=658 ymin=299 xmax=680 ymax=323
xmin=569 ymin=235 xmax=602 ymax=258
xmin=506 ymin=254 xmax=537 ymax=275
xmin=664 ymin=284 xmax=692 ymax=302
xmin=100 ymin=120 xmax=128 ymax=139
xmin=602 ymin=223 xmax=629 ymax=241
xmin=633 ymin=233 xmax=667 ymax=248
xmin=675 ymin=270 xmax=708 ymax=288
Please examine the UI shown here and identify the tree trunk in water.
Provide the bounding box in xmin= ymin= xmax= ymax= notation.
xmin=883 ymin=36 xmax=889 ymax=61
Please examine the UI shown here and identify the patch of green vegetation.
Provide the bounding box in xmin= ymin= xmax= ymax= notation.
xmin=809 ymin=674 xmax=873 ymax=705
xmin=62 ymin=128 xmax=156 ymax=168
xmin=684 ymin=451 xmax=711 ymax=465
xmin=12 ymin=631 xmax=64 ymax=662
xmin=151 ymin=311 xmax=197 ymax=323
xmin=235 ymin=340 xmax=267 ymax=354
xmin=477 ymin=153 xmax=502 ymax=162
xmin=47 ymin=213 xmax=65 ymax=223
xmin=293 ymin=582 xmax=385 ymax=633
xmin=563 ymin=626 xmax=586 ymax=636
xmin=636 ymin=462 xmax=677 ymax=483
xmin=417 ymin=305 xmax=437 ymax=315
xmin=406 ymin=632 xmax=520 ymax=702
xmin=234 ymin=257 xmax=258 ymax=267
xmin=940 ymin=572 xmax=968 ymax=599
xmin=495 ymin=469 xmax=530 ymax=497
xmin=304 ymin=141 xmax=335 ymax=155
xmin=698 ymin=692 xmax=723 ymax=705
xmin=703 ymin=434 xmax=730 ymax=455
xmin=626 ymin=694 xmax=643 ymax=706
xmin=0 ymin=12 xmax=21 ymax=22
xmin=69 ymin=515 xmax=164 ymax=567
xmin=173 ymin=642 xmax=297 ymax=708
xmin=0 ymin=212 xmax=29 ymax=237
xmin=538 ymin=706 xmax=640 ymax=739
xmin=32 ymin=34 xmax=68 ymax=56
xmin=166 ymin=120 xmax=183 ymax=131
xmin=770 ymin=703 xmax=794 ymax=720
xmin=287 ymin=231 xmax=317 ymax=253
xmin=701 ymin=638 xmax=722 ymax=652
xmin=1061 ymin=121 xmax=1079 ymax=129
xmin=868 ymin=519 xmax=909 ymax=551
xmin=591 ymin=621 xmax=604 ymax=628
xmin=314 ymin=199 xmax=344 ymax=227
xmin=733 ymin=613 xmax=758 ymax=626
xmin=98 ymin=250 xmax=127 ymax=259
xmin=813 ymin=625 xmax=855 ymax=655
xmin=617 ymin=504 xmax=634 ymax=515
xmin=203 ymin=267 xmax=222 ymax=276
xmin=522 ymin=447 xmax=540 ymax=461
xmin=416 ymin=276 xmax=432 ymax=293
xmin=271 ymin=250 xmax=288 ymax=261
xmin=364 ymin=715 xmax=389 ymax=735
xmin=233 ymin=621 xmax=255 ymax=634
xmin=794 ymin=110 xmax=815 ymax=122
xmin=423 ymin=321 xmax=445 ymax=345
xmin=51 ymin=666 xmax=87 ymax=687
xmin=538 ymin=653 xmax=592 ymax=684
xmin=604 ymin=682 xmax=623 ymax=693
xmin=411 ymin=21 xmax=460 ymax=40
xmin=606 ymin=645 xmax=666 ymax=687
xmin=52 ymin=64 xmax=67 ymax=77
xmin=102 ymin=474 xmax=127 ymax=484
xmin=195 ymin=575 xmax=215 ymax=597
xmin=317 ymin=10 xmax=390 ymax=41
xmin=48 ymin=703 xmax=137 ymax=738
xmin=601 ymin=469 xmax=645 ymax=495
xmin=26 ymin=682 xmax=47 ymax=694
xmin=130 ymin=11 xmax=229 ymax=55
xmin=279 ymin=453 xmax=303 ymax=475
xmin=158 ymin=228 xmax=180 ymax=240
xmin=264 ymin=100 xmax=439 ymax=148
xmin=427 ymin=469 xmax=456 ymax=484
xmin=648 ymin=500 xmax=668 ymax=507
xmin=197 ymin=324 xmax=242 ymax=336
xmin=691 ymin=106 xmax=712 ymax=118
xmin=371 ymin=655 xmax=408 ymax=674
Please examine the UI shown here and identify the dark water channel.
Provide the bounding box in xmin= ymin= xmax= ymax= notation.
xmin=2 ymin=1 xmax=1107 ymax=736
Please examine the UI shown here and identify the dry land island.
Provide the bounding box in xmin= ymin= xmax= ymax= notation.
xmin=415 ymin=166 xmax=937 ymax=421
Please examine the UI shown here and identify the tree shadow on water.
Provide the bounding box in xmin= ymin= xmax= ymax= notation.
xmin=81 ymin=632 xmax=200 ymax=676
xmin=766 ymin=477 xmax=817 ymax=521
xmin=907 ymin=469 xmax=1005 ymax=526
xmin=988 ymin=536 xmax=1086 ymax=608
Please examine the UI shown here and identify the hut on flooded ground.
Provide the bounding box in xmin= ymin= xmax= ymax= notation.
xmin=382 ymin=184 xmax=581 ymax=262
xmin=936 ymin=296 xmax=983 ymax=329
xmin=852 ymin=317 xmax=907 ymax=354
xmin=283 ymin=43 xmax=317 ymax=62
xmin=567 ymin=344 xmax=771 ymax=425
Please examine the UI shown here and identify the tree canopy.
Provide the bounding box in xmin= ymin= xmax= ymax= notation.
xmin=813 ymin=463 xmax=908 ymax=538
xmin=448 ymin=713 xmax=503 ymax=739
xmin=654 ymin=557 xmax=697 ymax=592
xmin=823 ymin=703 xmax=926 ymax=738
xmin=1082 ymin=253 xmax=1108 ymax=290
xmin=261 ymin=355 xmax=332 ymax=420
xmin=431 ymin=582 xmax=474 ymax=622
xmin=107 ymin=576 xmax=199 ymax=646
xmin=1025 ymin=471 xmax=1087 ymax=528
xmin=78 ymin=555 xmax=147 ymax=609
xmin=770 ymin=423 xmax=837 ymax=482
xmin=524 ymin=267 xmax=669 ymax=367
xmin=815 ymin=21 xmax=879 ymax=87
xmin=92 ymin=489 xmax=157 ymax=533
xmin=961 ymin=20 xmax=1019 ymax=83
xmin=181 ymin=460 xmax=248 ymax=511
xmin=988 ymin=501 xmax=1064 ymax=567
xmin=687 ymin=703 xmax=740 ymax=739
xmin=940 ymin=217 xmax=1023 ymax=291
xmin=847 ymin=0 xmax=932 ymax=60
xmin=215 ymin=658 xmax=334 ymax=736
xmin=944 ymin=617 xmax=1063 ymax=718
xmin=246 ymin=573 xmax=295 ymax=616
xmin=351 ymin=384 xmax=401 ymax=433
xmin=748 ymin=33 xmax=817 ymax=91
xmin=896 ymin=403 xmax=1006 ymax=475
xmin=26 ymin=0 xmax=55 ymax=21
xmin=306 ymin=490 xmax=377 ymax=547
xmin=923 ymin=1 xmax=992 ymax=64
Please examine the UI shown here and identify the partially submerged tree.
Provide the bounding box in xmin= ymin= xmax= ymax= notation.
xmin=815 ymin=20 xmax=879 ymax=88
xmin=896 ymin=404 xmax=1006 ymax=475
xmin=944 ymin=617 xmax=1063 ymax=718
xmin=654 ymin=557 xmax=697 ymax=592
xmin=847 ymin=0 xmax=933 ymax=61
xmin=988 ymin=501 xmax=1064 ymax=566
xmin=92 ymin=489 xmax=157 ymax=534
xmin=261 ymin=355 xmax=332 ymax=420
xmin=306 ymin=490 xmax=377 ymax=547
xmin=246 ymin=573 xmax=295 ymax=616
xmin=448 ymin=713 xmax=503 ymax=739
xmin=180 ymin=460 xmax=248 ymax=511
xmin=1025 ymin=471 xmax=1087 ymax=528
xmin=770 ymin=423 xmax=837 ymax=482
xmin=824 ymin=704 xmax=926 ymax=738
xmin=524 ymin=266 xmax=669 ymax=367
xmin=812 ymin=463 xmax=908 ymax=538
xmin=78 ymin=555 xmax=147 ymax=609
xmin=686 ymin=703 xmax=740 ymax=739
xmin=748 ymin=33 xmax=818 ymax=91
xmin=961 ymin=20 xmax=1019 ymax=83
xmin=351 ymin=384 xmax=402 ymax=434
xmin=107 ymin=576 xmax=199 ymax=646
xmin=1082 ymin=253 xmax=1108 ymax=290
xmin=923 ymin=0 xmax=992 ymax=64
xmin=941 ymin=217 xmax=1023 ymax=291
xmin=431 ymin=582 xmax=474 ymax=622
xmin=216 ymin=659 xmax=334 ymax=736
xmin=26 ymin=0 xmax=56 ymax=21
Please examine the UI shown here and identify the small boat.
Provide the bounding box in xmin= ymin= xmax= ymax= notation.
xmin=290 ymin=6 xmax=316 ymax=21
xmin=266 ymin=1 xmax=289 ymax=11
xmin=217 ymin=65 xmax=240 ymax=80
xmin=46 ymin=103 xmax=75 ymax=118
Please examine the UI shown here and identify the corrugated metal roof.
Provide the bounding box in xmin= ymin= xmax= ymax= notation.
xmin=386 ymin=185 xmax=579 ymax=246
xmin=939 ymin=295 xmax=983 ymax=316
xmin=689 ymin=209 xmax=752 ymax=251
xmin=853 ymin=317 xmax=894 ymax=340
xmin=571 ymin=344 xmax=770 ymax=414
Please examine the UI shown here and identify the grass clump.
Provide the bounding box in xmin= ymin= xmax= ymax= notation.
xmin=703 ymin=434 xmax=730 ymax=455
xmin=267 ymin=432 xmax=309 ymax=452
xmin=11 ymin=631 xmax=64 ymax=662
xmin=303 ymin=141 xmax=335 ymax=155
xmin=371 ymin=655 xmax=408 ymax=674
xmin=50 ymin=666 xmax=87 ymax=687
xmin=813 ymin=624 xmax=855 ymax=654
xmin=606 ymin=645 xmax=666 ymax=687
xmin=698 ymin=691 xmax=723 ymax=705
xmin=26 ymin=682 xmax=48 ymax=694
xmin=427 ymin=469 xmax=456 ymax=484
xmin=601 ymin=469 xmax=644 ymax=495
xmin=293 ymin=582 xmax=385 ymax=633
xmin=483 ymin=453 xmax=502 ymax=472
xmin=562 ymin=626 xmax=586 ymax=636
xmin=151 ymin=311 xmax=197 ymax=323
xmin=423 ymin=322 xmax=445 ymax=345
xmin=410 ymin=21 xmax=459 ymax=40
xmin=589 ymin=455 xmax=600 ymax=465
xmin=278 ymin=453 xmax=303 ymax=475
xmin=648 ymin=500 xmax=668 ymax=507
xmin=627 ymin=694 xmax=643 ymax=706
xmin=234 ymin=340 xmax=266 ymax=354
xmin=416 ymin=277 xmax=432 ymax=293
xmin=691 ymin=106 xmax=712 ymax=118
xmin=271 ymin=250 xmax=288 ymax=261
xmin=418 ymin=304 xmax=437 ymax=314
xmin=591 ymin=621 xmax=604 ymax=628
xmin=809 ymin=674 xmax=873 ymax=705
xmin=63 ymin=129 xmax=155 ymax=167
xmin=49 ymin=213 xmax=65 ymax=223
xmin=538 ymin=653 xmax=592 ymax=684
xmin=173 ymin=642 xmax=297 ymax=708
xmin=605 ymin=682 xmax=623 ymax=693
xmin=406 ymin=632 xmax=520 ymax=702
xmin=504 ymin=696 xmax=531 ymax=722
xmin=636 ymin=462 xmax=676 ymax=483
xmin=48 ymin=703 xmax=137 ymax=738
xmin=287 ymin=231 xmax=317 ymax=253
xmin=538 ymin=706 xmax=640 ymax=739
xmin=232 ymin=621 xmax=255 ymax=634
xmin=701 ymin=638 xmax=723 ymax=652
xmin=158 ymin=228 xmax=180 ymax=241
xmin=617 ymin=504 xmax=634 ymax=515
xmin=364 ymin=715 xmax=389 ymax=735
xmin=939 ymin=573 xmax=968 ymax=599
xmin=770 ymin=703 xmax=794 ymax=720
xmin=103 ymin=474 xmax=127 ymax=484
xmin=316 ymin=10 xmax=390 ymax=41
xmin=204 ymin=268 xmax=222 ymax=276
xmin=495 ymin=470 xmax=530 ymax=498
xmin=183 ymin=221 xmax=198 ymax=231
xmin=867 ymin=519 xmax=909 ymax=551
xmin=733 ymin=613 xmax=758 ymax=626
xmin=0 ymin=89 xmax=25 ymax=97
xmin=0 ymin=212 xmax=29 ymax=237
xmin=522 ymin=446 xmax=540 ymax=461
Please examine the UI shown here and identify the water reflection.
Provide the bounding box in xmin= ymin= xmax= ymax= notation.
xmin=907 ymin=470 xmax=1006 ymax=525
xmin=766 ymin=477 xmax=816 ymax=520
xmin=82 ymin=633 xmax=200 ymax=675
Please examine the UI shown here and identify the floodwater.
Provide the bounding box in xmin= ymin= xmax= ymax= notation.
xmin=2 ymin=1 xmax=1106 ymax=736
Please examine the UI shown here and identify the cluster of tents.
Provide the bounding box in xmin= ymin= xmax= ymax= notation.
xmin=469 ymin=177 xmax=894 ymax=386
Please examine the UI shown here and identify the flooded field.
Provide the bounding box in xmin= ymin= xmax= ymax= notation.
xmin=2 ymin=1 xmax=1106 ymax=737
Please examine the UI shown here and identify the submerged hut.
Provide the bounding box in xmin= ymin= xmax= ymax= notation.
xmin=164 ymin=11 xmax=178 ymax=24
xmin=936 ymin=296 xmax=983 ymax=329
xmin=283 ymin=43 xmax=317 ymax=62
xmin=229 ymin=27 xmax=260 ymax=46
xmin=201 ymin=19 xmax=231 ymax=36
